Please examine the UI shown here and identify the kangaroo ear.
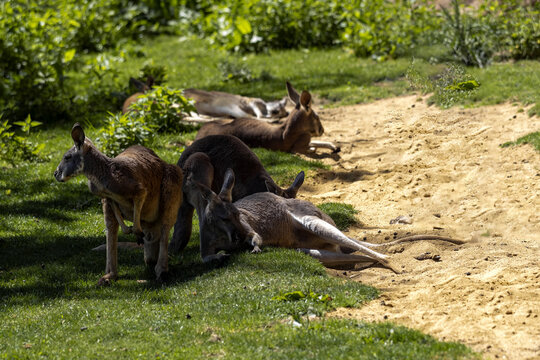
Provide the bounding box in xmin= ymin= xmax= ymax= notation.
xmin=71 ymin=123 xmax=85 ymax=149
xmin=265 ymin=180 xmax=279 ymax=195
xmin=218 ymin=168 xmax=235 ymax=202
xmin=300 ymin=91 xmax=311 ymax=111
xmin=129 ymin=77 xmax=148 ymax=92
xmin=146 ymin=76 xmax=154 ymax=88
xmin=286 ymin=81 xmax=300 ymax=107
xmin=195 ymin=182 xmax=216 ymax=203
xmin=285 ymin=171 xmax=304 ymax=198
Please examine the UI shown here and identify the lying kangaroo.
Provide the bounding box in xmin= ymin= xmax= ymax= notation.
xmin=195 ymin=82 xmax=340 ymax=154
xmin=54 ymin=123 xmax=182 ymax=284
xmin=122 ymin=77 xmax=154 ymax=114
xmin=188 ymin=169 xmax=465 ymax=270
xmin=169 ymin=134 xmax=304 ymax=255
xmin=184 ymin=88 xmax=289 ymax=119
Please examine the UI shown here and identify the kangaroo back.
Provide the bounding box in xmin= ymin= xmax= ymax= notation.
xmin=122 ymin=76 xmax=154 ymax=114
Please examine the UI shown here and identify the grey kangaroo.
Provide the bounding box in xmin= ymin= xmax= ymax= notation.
xmin=54 ymin=123 xmax=183 ymax=284
xmin=195 ymin=82 xmax=340 ymax=154
xmin=169 ymin=134 xmax=304 ymax=256
xmin=184 ymin=88 xmax=289 ymax=119
xmin=187 ymin=169 xmax=466 ymax=271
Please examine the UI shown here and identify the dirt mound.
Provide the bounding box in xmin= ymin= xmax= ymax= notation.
xmin=299 ymin=96 xmax=540 ymax=359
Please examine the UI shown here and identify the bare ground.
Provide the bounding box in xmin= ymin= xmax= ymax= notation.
xmin=298 ymin=96 xmax=540 ymax=360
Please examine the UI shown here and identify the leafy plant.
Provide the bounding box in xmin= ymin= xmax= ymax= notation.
xmin=218 ymin=59 xmax=254 ymax=83
xmin=501 ymin=131 xmax=540 ymax=152
xmin=130 ymin=86 xmax=198 ymax=133
xmin=407 ymin=61 xmax=480 ymax=109
xmin=0 ymin=115 xmax=46 ymax=166
xmin=96 ymin=112 xmax=156 ymax=157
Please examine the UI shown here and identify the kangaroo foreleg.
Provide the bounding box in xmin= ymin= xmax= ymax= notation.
xmin=298 ymin=248 xmax=376 ymax=268
xmin=111 ymin=201 xmax=131 ymax=234
xmin=309 ymin=140 xmax=340 ymax=153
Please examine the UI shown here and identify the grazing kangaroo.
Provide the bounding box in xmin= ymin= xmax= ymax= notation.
xmin=195 ymin=82 xmax=340 ymax=154
xmin=122 ymin=77 xmax=154 ymax=114
xmin=188 ymin=169 xmax=466 ymax=270
xmin=54 ymin=123 xmax=182 ymax=284
xmin=184 ymin=88 xmax=289 ymax=119
xmin=169 ymin=134 xmax=304 ymax=255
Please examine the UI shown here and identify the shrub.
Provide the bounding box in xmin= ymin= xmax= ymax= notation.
xmin=0 ymin=115 xmax=47 ymax=166
xmin=97 ymin=112 xmax=156 ymax=157
xmin=130 ymin=86 xmax=198 ymax=133
xmin=341 ymin=0 xmax=441 ymax=60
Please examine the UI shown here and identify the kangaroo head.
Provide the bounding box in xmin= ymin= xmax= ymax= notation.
xmin=54 ymin=123 xmax=91 ymax=182
xmin=188 ymin=169 xmax=250 ymax=250
xmin=129 ymin=76 xmax=154 ymax=94
xmin=285 ymin=82 xmax=324 ymax=137
xmin=265 ymin=170 xmax=305 ymax=199
xmin=265 ymin=96 xmax=289 ymax=118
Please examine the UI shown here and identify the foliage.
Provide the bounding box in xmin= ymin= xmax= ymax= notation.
xmin=317 ymin=202 xmax=359 ymax=231
xmin=341 ymin=0 xmax=441 ymax=60
xmin=195 ymin=0 xmax=345 ymax=53
xmin=96 ymin=112 xmax=156 ymax=157
xmin=218 ymin=59 xmax=254 ymax=83
xmin=130 ymin=86 xmax=198 ymax=133
xmin=440 ymin=0 xmax=540 ymax=67
xmin=501 ymin=131 xmax=540 ymax=152
xmin=407 ymin=61 xmax=481 ymax=109
xmin=0 ymin=115 xmax=47 ymax=167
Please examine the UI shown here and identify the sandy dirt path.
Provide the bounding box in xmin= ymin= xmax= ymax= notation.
xmin=297 ymin=96 xmax=539 ymax=360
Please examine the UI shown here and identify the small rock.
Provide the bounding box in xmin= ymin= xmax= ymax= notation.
xmin=80 ymin=326 xmax=87 ymax=331
xmin=389 ymin=215 xmax=413 ymax=225
xmin=186 ymin=314 xmax=192 ymax=320
xmin=465 ymin=272 xmax=471 ymax=276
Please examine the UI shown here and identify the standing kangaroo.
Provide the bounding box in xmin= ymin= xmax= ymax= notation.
xmin=54 ymin=123 xmax=183 ymax=284
xmin=195 ymin=82 xmax=340 ymax=154
xmin=188 ymin=169 xmax=465 ymax=270
xmin=169 ymin=134 xmax=304 ymax=255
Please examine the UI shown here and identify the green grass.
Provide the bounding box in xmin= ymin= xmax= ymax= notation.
xmin=501 ymin=131 xmax=540 ymax=152
xmin=0 ymin=127 xmax=477 ymax=359
xmin=317 ymin=203 xmax=359 ymax=231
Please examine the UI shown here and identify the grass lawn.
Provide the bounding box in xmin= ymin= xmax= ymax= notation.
xmin=0 ymin=124 xmax=477 ymax=358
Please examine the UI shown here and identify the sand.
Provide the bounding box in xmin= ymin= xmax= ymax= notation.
xmin=298 ymin=96 xmax=540 ymax=360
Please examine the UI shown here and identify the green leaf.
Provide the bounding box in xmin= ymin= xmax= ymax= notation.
xmin=63 ymin=49 xmax=76 ymax=63
xmin=235 ymin=17 xmax=252 ymax=35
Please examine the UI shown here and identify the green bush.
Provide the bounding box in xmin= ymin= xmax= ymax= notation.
xmin=341 ymin=0 xmax=441 ymax=60
xmin=196 ymin=0 xmax=346 ymax=52
xmin=130 ymin=86 xmax=197 ymax=133
xmin=97 ymin=112 xmax=156 ymax=157
xmin=0 ymin=115 xmax=47 ymax=166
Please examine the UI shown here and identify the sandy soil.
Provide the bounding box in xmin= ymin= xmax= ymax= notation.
xmin=298 ymin=96 xmax=540 ymax=360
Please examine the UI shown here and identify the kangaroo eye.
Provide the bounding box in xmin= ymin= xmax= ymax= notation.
xmin=64 ymin=154 xmax=72 ymax=160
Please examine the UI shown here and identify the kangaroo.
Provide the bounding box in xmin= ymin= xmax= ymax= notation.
xmin=184 ymin=88 xmax=289 ymax=120
xmin=194 ymin=82 xmax=340 ymax=154
xmin=54 ymin=123 xmax=182 ymax=284
xmin=169 ymin=134 xmax=304 ymax=255
xmin=188 ymin=169 xmax=466 ymax=270
xmin=122 ymin=77 xmax=154 ymax=114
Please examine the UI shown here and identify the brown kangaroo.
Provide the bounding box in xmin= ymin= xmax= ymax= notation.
xmin=187 ymin=169 xmax=466 ymax=270
xmin=194 ymin=82 xmax=340 ymax=154
xmin=54 ymin=123 xmax=182 ymax=284
xmin=122 ymin=77 xmax=154 ymax=114
xmin=169 ymin=134 xmax=304 ymax=255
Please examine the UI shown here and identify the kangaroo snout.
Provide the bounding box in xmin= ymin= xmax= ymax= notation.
xmin=54 ymin=169 xmax=64 ymax=182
